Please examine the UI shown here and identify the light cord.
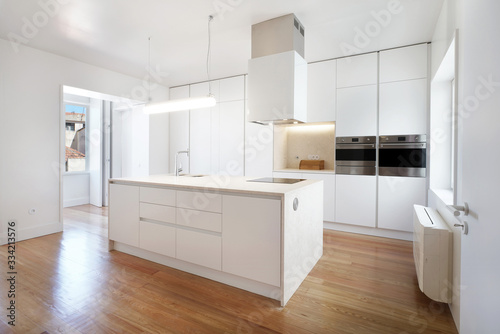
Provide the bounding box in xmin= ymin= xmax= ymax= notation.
xmin=207 ymin=15 xmax=213 ymax=96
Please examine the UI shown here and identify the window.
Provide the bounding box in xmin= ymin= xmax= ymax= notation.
xmin=65 ymin=104 xmax=87 ymax=172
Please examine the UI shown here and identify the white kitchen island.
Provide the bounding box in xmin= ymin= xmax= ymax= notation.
xmin=108 ymin=174 xmax=323 ymax=306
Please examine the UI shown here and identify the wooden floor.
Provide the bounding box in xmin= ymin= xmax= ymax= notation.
xmin=0 ymin=205 xmax=458 ymax=334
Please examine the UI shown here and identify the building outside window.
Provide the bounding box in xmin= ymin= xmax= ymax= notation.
xmin=65 ymin=104 xmax=87 ymax=172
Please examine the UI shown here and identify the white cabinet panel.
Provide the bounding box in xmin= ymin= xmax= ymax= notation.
xmin=380 ymin=44 xmax=428 ymax=83
xmin=140 ymin=202 xmax=176 ymax=224
xmin=190 ymin=81 xmax=220 ymax=102
xmin=210 ymin=106 xmax=221 ymax=174
xmin=176 ymin=190 xmax=222 ymax=213
xmin=189 ymin=107 xmax=212 ymax=175
xmin=219 ymin=101 xmax=245 ymax=176
xmin=109 ymin=184 xmax=139 ymax=246
xmin=379 ymin=79 xmax=427 ymax=135
xmin=222 ymin=195 xmax=281 ymax=286
xmin=302 ymin=173 xmax=335 ymax=222
xmin=140 ymin=221 xmax=176 ymax=257
xmin=336 ymin=85 xmax=378 ymax=137
xmin=378 ymin=176 xmax=427 ymax=232
xmin=307 ymin=60 xmax=336 ymax=122
xmin=140 ymin=187 xmax=175 ymax=206
xmin=244 ymin=122 xmax=273 ymax=177
xmin=176 ymin=208 xmax=222 ymax=233
xmin=335 ymin=175 xmax=376 ymax=227
xmin=169 ymin=110 xmax=190 ymax=174
xmin=176 ymin=229 xmax=222 ymax=270
xmin=219 ymin=76 xmax=245 ymax=102
xmin=337 ymin=53 xmax=378 ymax=88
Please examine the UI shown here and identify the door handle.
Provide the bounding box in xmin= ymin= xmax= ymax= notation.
xmin=447 ymin=202 xmax=469 ymax=216
xmin=454 ymin=222 xmax=469 ymax=235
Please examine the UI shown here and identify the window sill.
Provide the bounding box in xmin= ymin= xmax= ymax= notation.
xmin=430 ymin=188 xmax=454 ymax=206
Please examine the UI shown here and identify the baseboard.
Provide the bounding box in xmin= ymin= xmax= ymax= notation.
xmin=0 ymin=221 xmax=63 ymax=246
xmin=323 ymin=221 xmax=413 ymax=241
xmin=63 ymin=197 xmax=90 ymax=208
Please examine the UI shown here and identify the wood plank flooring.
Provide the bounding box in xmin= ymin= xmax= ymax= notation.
xmin=0 ymin=205 xmax=458 ymax=333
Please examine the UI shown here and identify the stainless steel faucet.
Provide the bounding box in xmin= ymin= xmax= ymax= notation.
xmin=175 ymin=149 xmax=189 ymax=176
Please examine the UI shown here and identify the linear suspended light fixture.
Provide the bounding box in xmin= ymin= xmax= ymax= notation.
xmin=144 ymin=15 xmax=216 ymax=114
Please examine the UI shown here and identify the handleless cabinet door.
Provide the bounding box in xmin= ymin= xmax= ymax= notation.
xmin=379 ymin=79 xmax=428 ymax=136
xmin=176 ymin=229 xmax=222 ymax=270
xmin=336 ymin=85 xmax=378 ymax=137
xmin=219 ymin=76 xmax=245 ymax=102
xmin=335 ymin=175 xmax=376 ymax=227
xmin=222 ymin=195 xmax=281 ymax=286
xmin=190 ymin=107 xmax=213 ymax=175
xmin=219 ymin=101 xmax=245 ymax=176
xmin=378 ymin=176 xmax=427 ymax=232
xmin=379 ymin=44 xmax=428 ymax=83
xmin=337 ymin=53 xmax=378 ymax=88
xmin=109 ymin=184 xmax=139 ymax=246
xmin=169 ymin=86 xmax=190 ymax=174
xmin=140 ymin=221 xmax=176 ymax=258
xmin=307 ymin=60 xmax=336 ymax=122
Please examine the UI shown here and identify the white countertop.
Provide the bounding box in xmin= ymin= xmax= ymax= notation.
xmin=110 ymin=174 xmax=321 ymax=197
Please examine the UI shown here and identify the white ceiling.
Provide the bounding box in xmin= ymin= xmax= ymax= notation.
xmin=0 ymin=0 xmax=444 ymax=88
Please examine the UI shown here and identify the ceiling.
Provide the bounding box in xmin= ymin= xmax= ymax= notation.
xmin=0 ymin=0 xmax=444 ymax=88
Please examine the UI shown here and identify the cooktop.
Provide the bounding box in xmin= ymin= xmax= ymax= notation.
xmin=247 ymin=177 xmax=305 ymax=184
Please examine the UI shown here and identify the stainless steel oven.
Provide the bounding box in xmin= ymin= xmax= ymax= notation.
xmin=379 ymin=135 xmax=427 ymax=177
xmin=335 ymin=136 xmax=376 ymax=175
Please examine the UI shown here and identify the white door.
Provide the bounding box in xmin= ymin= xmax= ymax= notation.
xmin=458 ymin=1 xmax=500 ymax=332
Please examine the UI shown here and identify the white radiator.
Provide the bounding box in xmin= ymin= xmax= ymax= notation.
xmin=413 ymin=205 xmax=452 ymax=303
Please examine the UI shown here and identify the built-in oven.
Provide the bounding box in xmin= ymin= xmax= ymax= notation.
xmin=379 ymin=135 xmax=427 ymax=177
xmin=335 ymin=136 xmax=376 ymax=175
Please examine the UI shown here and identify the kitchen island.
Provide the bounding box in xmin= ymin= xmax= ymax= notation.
xmin=108 ymin=174 xmax=323 ymax=306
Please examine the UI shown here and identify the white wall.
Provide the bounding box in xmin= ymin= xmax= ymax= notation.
xmin=431 ymin=0 xmax=458 ymax=79
xmin=0 ymin=38 xmax=167 ymax=244
xmin=62 ymin=173 xmax=90 ymax=208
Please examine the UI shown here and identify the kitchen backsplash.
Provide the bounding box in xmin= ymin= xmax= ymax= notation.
xmin=274 ymin=123 xmax=335 ymax=170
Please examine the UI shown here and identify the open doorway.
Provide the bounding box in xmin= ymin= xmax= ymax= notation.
xmin=61 ymin=85 xmax=149 ymax=234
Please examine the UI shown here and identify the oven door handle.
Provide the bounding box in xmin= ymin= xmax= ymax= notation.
xmin=379 ymin=143 xmax=427 ymax=149
xmin=336 ymin=144 xmax=376 ymax=149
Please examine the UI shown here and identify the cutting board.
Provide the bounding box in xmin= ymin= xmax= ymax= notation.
xmin=299 ymin=160 xmax=325 ymax=170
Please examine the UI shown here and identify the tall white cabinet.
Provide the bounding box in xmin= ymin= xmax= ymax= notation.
xmin=307 ymin=59 xmax=336 ymax=122
xmin=170 ymin=76 xmax=245 ymax=176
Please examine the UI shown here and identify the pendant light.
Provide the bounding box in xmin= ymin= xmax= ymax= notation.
xmin=144 ymin=15 xmax=216 ymax=114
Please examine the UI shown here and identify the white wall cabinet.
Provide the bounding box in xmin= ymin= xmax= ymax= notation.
xmin=337 ymin=53 xmax=378 ymax=88
xmin=379 ymin=44 xmax=428 ymax=83
xmin=307 ymin=60 xmax=336 ymax=122
xmin=336 ymin=85 xmax=378 ymax=137
xmin=219 ymin=101 xmax=245 ymax=176
xmin=335 ymin=175 xmax=377 ymax=227
xmin=190 ymin=81 xmax=220 ymax=101
xmin=379 ymin=79 xmax=428 ymax=135
xmin=378 ymin=176 xmax=427 ymax=232
xmin=169 ymin=85 xmax=190 ymax=174
xmin=222 ymin=194 xmax=281 ymax=286
xmin=189 ymin=107 xmax=214 ymax=175
xmin=273 ymin=171 xmax=335 ymax=222
xmin=109 ymin=184 xmax=139 ymax=246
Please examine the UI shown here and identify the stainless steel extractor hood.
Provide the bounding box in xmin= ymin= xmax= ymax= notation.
xmin=247 ymin=14 xmax=307 ymax=125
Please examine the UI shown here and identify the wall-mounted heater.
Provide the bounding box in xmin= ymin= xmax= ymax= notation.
xmin=413 ymin=205 xmax=452 ymax=303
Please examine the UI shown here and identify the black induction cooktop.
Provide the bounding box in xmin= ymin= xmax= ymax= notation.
xmin=247 ymin=177 xmax=305 ymax=184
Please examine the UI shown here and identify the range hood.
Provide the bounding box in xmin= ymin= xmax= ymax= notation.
xmin=247 ymin=14 xmax=307 ymax=125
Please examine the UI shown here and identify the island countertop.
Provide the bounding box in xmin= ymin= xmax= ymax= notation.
xmin=109 ymin=174 xmax=321 ymax=197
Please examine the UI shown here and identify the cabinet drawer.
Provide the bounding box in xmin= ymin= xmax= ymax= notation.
xmin=139 ymin=221 xmax=176 ymax=257
xmin=140 ymin=202 xmax=176 ymax=224
xmin=140 ymin=187 xmax=176 ymax=206
xmin=176 ymin=190 xmax=222 ymax=213
xmin=177 ymin=208 xmax=222 ymax=232
xmin=176 ymin=229 xmax=222 ymax=270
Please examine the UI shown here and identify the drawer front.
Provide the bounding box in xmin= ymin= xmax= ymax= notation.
xmin=177 ymin=208 xmax=222 ymax=233
xmin=139 ymin=221 xmax=176 ymax=258
xmin=140 ymin=202 xmax=176 ymax=224
xmin=176 ymin=190 xmax=222 ymax=213
xmin=176 ymin=229 xmax=221 ymax=270
xmin=140 ymin=187 xmax=176 ymax=206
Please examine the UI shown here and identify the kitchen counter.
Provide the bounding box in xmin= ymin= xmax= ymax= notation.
xmin=108 ymin=174 xmax=323 ymax=306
